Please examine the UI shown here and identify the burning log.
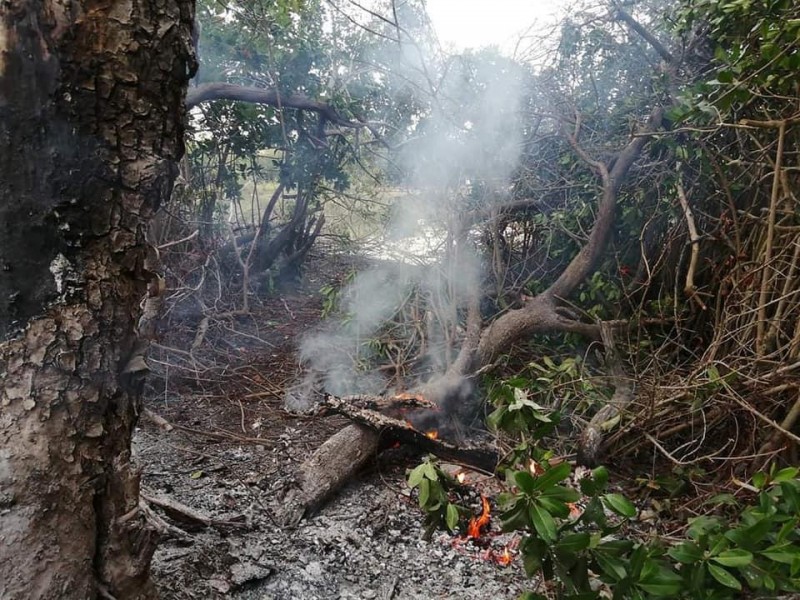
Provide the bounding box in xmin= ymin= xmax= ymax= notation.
xmin=320 ymin=394 xmax=500 ymax=473
xmin=278 ymin=393 xmax=500 ymax=525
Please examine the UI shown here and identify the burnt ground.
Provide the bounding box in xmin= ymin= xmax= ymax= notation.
xmin=137 ymin=251 xmax=531 ymax=599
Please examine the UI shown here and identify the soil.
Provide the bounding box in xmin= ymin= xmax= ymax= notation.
xmin=137 ymin=250 xmax=531 ymax=599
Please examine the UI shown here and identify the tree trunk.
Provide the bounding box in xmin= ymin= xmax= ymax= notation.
xmin=0 ymin=1 xmax=194 ymax=598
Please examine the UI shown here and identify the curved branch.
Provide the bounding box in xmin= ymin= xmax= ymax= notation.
xmin=186 ymin=82 xmax=358 ymax=127
xmin=471 ymin=107 xmax=664 ymax=369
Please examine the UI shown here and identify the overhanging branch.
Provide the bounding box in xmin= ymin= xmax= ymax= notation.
xmin=185 ymin=82 xmax=359 ymax=127
xmin=470 ymin=107 xmax=664 ymax=369
xmin=612 ymin=3 xmax=676 ymax=65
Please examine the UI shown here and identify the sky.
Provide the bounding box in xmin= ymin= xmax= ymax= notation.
xmin=425 ymin=0 xmax=565 ymax=55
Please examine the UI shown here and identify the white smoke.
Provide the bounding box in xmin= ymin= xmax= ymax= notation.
xmin=287 ymin=19 xmax=529 ymax=414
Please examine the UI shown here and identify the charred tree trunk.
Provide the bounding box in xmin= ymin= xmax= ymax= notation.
xmin=0 ymin=1 xmax=194 ymax=598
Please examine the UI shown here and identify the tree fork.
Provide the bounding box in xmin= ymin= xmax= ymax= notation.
xmin=0 ymin=1 xmax=194 ymax=597
xmin=469 ymin=108 xmax=664 ymax=372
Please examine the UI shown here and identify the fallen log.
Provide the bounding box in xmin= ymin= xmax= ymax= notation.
xmin=278 ymin=423 xmax=379 ymax=526
xmin=277 ymin=393 xmax=500 ymax=526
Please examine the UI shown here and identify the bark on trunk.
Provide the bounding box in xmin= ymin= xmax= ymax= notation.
xmin=0 ymin=1 xmax=194 ymax=598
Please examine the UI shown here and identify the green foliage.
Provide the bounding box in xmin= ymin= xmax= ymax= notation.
xmin=675 ymin=0 xmax=800 ymax=117
xmin=407 ymin=456 xmax=465 ymax=538
xmin=486 ymin=376 xmax=561 ymax=441
xmin=319 ymin=270 xmax=356 ymax=318
xmin=486 ymin=357 xmax=607 ymax=442
xmin=498 ymin=457 xmax=800 ymax=599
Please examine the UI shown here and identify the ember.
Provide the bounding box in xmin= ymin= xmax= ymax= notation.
xmin=456 ymin=472 xmax=466 ymax=484
xmin=497 ymin=547 xmax=513 ymax=566
xmin=425 ymin=430 xmax=438 ymax=440
xmin=468 ymin=495 xmax=491 ymax=539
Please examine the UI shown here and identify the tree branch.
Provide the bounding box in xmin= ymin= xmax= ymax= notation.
xmin=186 ymin=83 xmax=359 ymax=127
xmin=612 ymin=3 xmax=676 ymax=65
xmin=471 ymin=107 xmax=664 ymax=369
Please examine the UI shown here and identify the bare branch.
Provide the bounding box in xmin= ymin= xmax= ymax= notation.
xmin=186 ymin=83 xmax=359 ymax=127
xmin=471 ymin=107 xmax=664 ymax=369
xmin=612 ymin=3 xmax=676 ymax=65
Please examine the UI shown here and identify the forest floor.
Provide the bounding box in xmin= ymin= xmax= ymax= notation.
xmin=137 ymin=250 xmax=530 ymax=599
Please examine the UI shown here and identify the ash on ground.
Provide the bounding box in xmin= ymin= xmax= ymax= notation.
xmin=136 ymin=420 xmax=527 ymax=600
xmin=136 ymin=253 xmax=530 ymax=599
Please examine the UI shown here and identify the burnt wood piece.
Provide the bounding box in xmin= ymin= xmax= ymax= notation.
xmin=321 ymin=394 xmax=500 ymax=473
xmin=278 ymin=424 xmax=380 ymax=526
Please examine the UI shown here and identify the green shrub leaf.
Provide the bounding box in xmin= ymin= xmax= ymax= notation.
xmin=529 ymin=502 xmax=557 ymax=543
xmin=515 ymin=471 xmax=537 ymax=494
xmin=445 ymin=503 xmax=459 ymax=531
xmin=603 ymin=493 xmax=637 ymax=518
xmin=712 ymin=549 xmax=753 ymax=567
xmin=707 ymin=564 xmax=742 ymax=590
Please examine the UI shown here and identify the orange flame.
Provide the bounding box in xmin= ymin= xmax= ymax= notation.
xmin=497 ymin=547 xmax=513 ymax=566
xmin=425 ymin=430 xmax=438 ymax=440
xmin=468 ymin=495 xmax=491 ymax=539
xmin=456 ymin=472 xmax=466 ymax=484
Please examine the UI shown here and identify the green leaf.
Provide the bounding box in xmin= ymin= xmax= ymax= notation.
xmin=707 ymin=564 xmax=742 ymax=590
xmin=706 ymin=493 xmax=738 ymax=507
xmin=780 ymin=480 xmax=800 ymax=512
xmin=603 ymin=493 xmax=637 ymax=518
xmin=594 ymin=550 xmax=627 ymax=582
xmin=445 ymin=503 xmax=459 ymax=531
xmin=752 ymin=471 xmax=768 ymax=489
xmin=501 ymin=502 xmax=530 ymax=531
xmin=418 ymin=479 xmax=430 ymax=507
xmin=555 ymin=532 xmax=591 ymax=553
xmin=422 ymin=461 xmax=439 ymax=481
xmin=540 ymin=485 xmax=581 ymax=503
xmin=773 ymin=467 xmax=799 ymax=482
xmin=712 ymin=549 xmax=753 ymax=567
xmin=592 ymin=466 xmax=609 ymax=489
xmin=521 ymin=536 xmax=548 ymax=576
xmin=760 ymin=542 xmax=800 ymax=565
xmin=534 ymin=462 xmax=571 ymax=490
xmin=407 ymin=464 xmax=426 ymax=488
xmin=189 ymin=470 xmax=204 ymax=479
xmin=538 ymin=496 xmax=570 ymax=519
xmin=515 ymin=471 xmax=537 ymax=495
xmin=529 ymin=502 xmax=557 ymax=543
xmin=725 ymin=518 xmax=772 ymax=547
xmin=638 ymin=565 xmax=683 ymax=597
xmin=668 ymin=541 xmax=704 ymax=564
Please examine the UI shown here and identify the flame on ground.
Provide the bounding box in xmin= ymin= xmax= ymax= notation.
xmin=497 ymin=547 xmax=513 ymax=566
xmin=468 ymin=495 xmax=491 ymax=539
xmin=456 ymin=472 xmax=466 ymax=484
xmin=425 ymin=430 xmax=438 ymax=440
